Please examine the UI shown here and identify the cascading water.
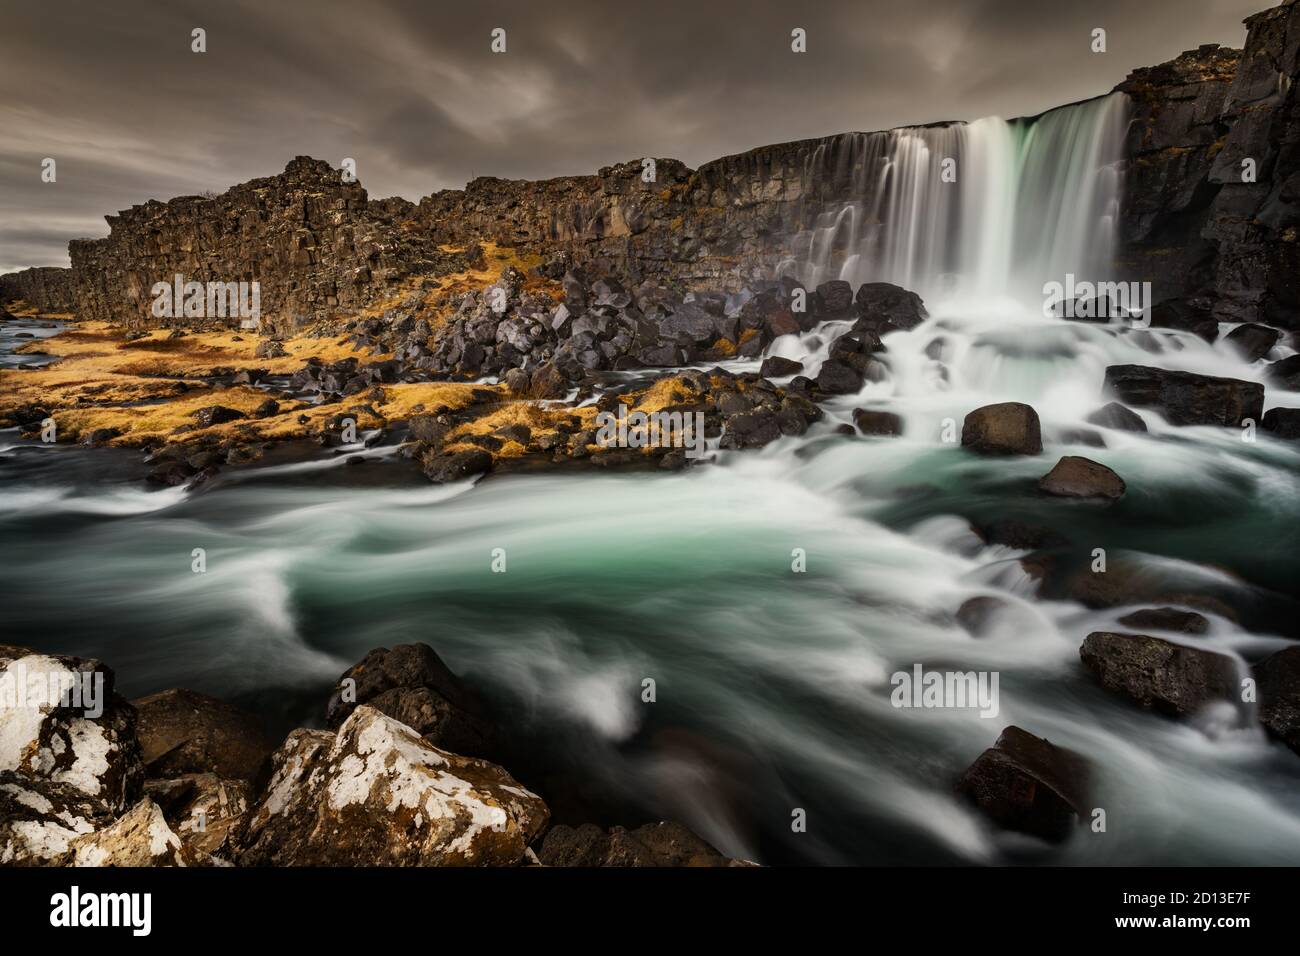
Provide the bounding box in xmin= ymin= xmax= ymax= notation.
xmin=780 ymin=93 xmax=1128 ymax=303
xmin=2 ymin=94 xmax=1299 ymax=867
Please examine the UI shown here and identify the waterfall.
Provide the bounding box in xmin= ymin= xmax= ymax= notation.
xmin=783 ymin=93 xmax=1129 ymax=305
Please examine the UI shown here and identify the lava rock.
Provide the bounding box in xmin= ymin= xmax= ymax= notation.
xmin=759 ymin=355 xmax=804 ymax=378
xmin=1079 ymin=631 xmax=1238 ymax=717
xmin=961 ymin=402 xmax=1042 ymax=455
xmin=1104 ymin=365 xmax=1263 ymax=427
xmin=956 ymin=726 xmax=1090 ymax=843
xmin=854 ymin=282 xmax=928 ymax=330
xmin=1038 ymin=456 xmax=1126 ymax=500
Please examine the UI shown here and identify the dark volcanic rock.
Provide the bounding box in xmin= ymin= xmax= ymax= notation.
xmin=814 ymin=359 xmax=864 ymax=395
xmin=759 ymin=355 xmax=803 ymax=378
xmin=1267 ymin=353 xmax=1300 ymax=390
xmin=1038 ymin=456 xmax=1126 ymax=500
xmin=853 ymin=408 xmax=903 ymax=436
xmin=854 ymin=282 xmax=928 ymax=330
xmin=956 ymin=726 xmax=1090 ymax=843
xmin=1255 ymin=646 xmax=1300 ymax=756
xmin=131 ymin=688 xmax=274 ymax=782
xmin=1079 ymin=631 xmax=1238 ymax=717
xmin=815 ymin=280 xmax=854 ymax=315
xmin=194 ymin=405 xmax=245 ymax=428
xmin=1085 ymin=401 xmax=1147 ymax=432
xmin=1262 ymin=407 xmax=1300 ymax=439
xmin=1103 ymin=365 xmax=1263 ymax=427
xmin=961 ymin=402 xmax=1042 ymax=455
xmin=1225 ymin=323 xmax=1281 ymax=362
xmin=423 ymin=448 xmax=492 ymax=483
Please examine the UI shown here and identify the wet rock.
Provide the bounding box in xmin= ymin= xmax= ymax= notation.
xmin=0 ymin=772 xmax=107 ymax=865
xmin=954 ymin=596 xmax=1016 ymax=637
xmin=956 ymin=726 xmax=1090 ymax=843
xmin=237 ymin=706 xmax=548 ymax=866
xmin=1117 ymin=607 xmax=1210 ymax=634
xmin=0 ymin=654 xmax=144 ymax=813
xmin=1147 ymin=299 xmax=1219 ymax=342
xmin=961 ymin=402 xmax=1042 ymax=455
xmin=1263 ymin=407 xmax=1300 ymax=439
xmin=1103 ymin=365 xmax=1263 ymax=427
xmin=814 ymin=359 xmax=864 ymax=394
xmin=538 ymin=820 xmax=739 ymax=867
xmin=1085 ymin=401 xmax=1148 ymax=432
xmin=64 ymin=798 xmax=194 ymax=867
xmin=130 ymin=688 xmax=274 ymax=782
xmin=972 ymin=519 xmax=1069 ymax=551
xmin=193 ymin=405 xmax=245 ymax=428
xmin=853 ymin=408 xmax=903 ymax=436
xmin=854 ymin=282 xmax=928 ymax=330
xmin=423 ymin=448 xmax=492 ymax=483
xmin=81 ymin=427 xmax=121 ymax=446
xmin=815 ymin=280 xmax=854 ymax=315
xmin=759 ymin=355 xmax=803 ymax=378
xmin=1225 ymin=323 xmax=1281 ymax=362
xmin=146 ymin=459 xmax=197 ymax=486
xmin=1079 ymin=631 xmax=1238 ymax=717
xmin=1255 ymin=646 xmax=1300 ymax=756
xmin=1266 ymin=353 xmax=1300 ymax=390
xmin=719 ymin=410 xmax=782 ymax=449
xmin=1038 ymin=456 xmax=1125 ymax=500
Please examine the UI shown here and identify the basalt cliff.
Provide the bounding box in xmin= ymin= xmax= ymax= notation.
xmin=3 ymin=1 xmax=1299 ymax=334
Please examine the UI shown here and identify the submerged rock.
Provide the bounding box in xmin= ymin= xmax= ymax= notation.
xmin=1103 ymin=365 xmax=1263 ymax=427
xmin=961 ymin=402 xmax=1042 ymax=455
xmin=1117 ymin=607 xmax=1210 ymax=634
xmin=423 ymin=448 xmax=492 ymax=483
xmin=1038 ymin=456 xmax=1126 ymax=500
xmin=956 ymin=726 xmax=1090 ymax=843
xmin=237 ymin=706 xmax=548 ymax=866
xmin=1085 ymin=401 xmax=1147 ymax=432
xmin=853 ymin=408 xmax=903 ymax=436
xmin=1079 ymin=631 xmax=1238 ymax=717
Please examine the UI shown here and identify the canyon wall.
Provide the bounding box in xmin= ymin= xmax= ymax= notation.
xmin=6 ymin=1 xmax=1299 ymax=330
xmin=0 ymin=266 xmax=77 ymax=313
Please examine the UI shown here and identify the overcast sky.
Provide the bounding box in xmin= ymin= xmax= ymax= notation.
xmin=0 ymin=0 xmax=1264 ymax=273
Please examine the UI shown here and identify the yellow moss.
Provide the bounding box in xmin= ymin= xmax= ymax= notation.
xmin=374 ymin=382 xmax=496 ymax=420
xmin=710 ymin=337 xmax=737 ymax=357
xmin=630 ymin=376 xmax=699 ymax=415
xmin=52 ymin=386 xmax=272 ymax=444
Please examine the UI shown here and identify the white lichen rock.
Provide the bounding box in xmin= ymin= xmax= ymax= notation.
xmin=0 ymin=654 xmax=144 ymax=813
xmin=238 ymin=705 xmax=549 ymax=866
xmin=145 ymin=773 xmax=252 ymax=861
xmin=63 ymin=798 xmax=194 ymax=867
xmin=0 ymin=772 xmax=106 ymax=865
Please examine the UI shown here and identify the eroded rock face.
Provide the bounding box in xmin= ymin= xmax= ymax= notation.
xmin=1103 ymin=364 xmax=1264 ymax=427
xmin=131 ymin=688 xmax=274 ymax=782
xmin=0 ymin=654 xmax=144 ymax=814
xmin=1080 ymin=631 xmax=1239 ymax=717
xmin=956 ymin=726 xmax=1091 ymax=843
xmin=961 ymin=402 xmax=1042 ymax=455
xmin=64 ymin=798 xmax=193 ymax=867
xmin=0 ymin=266 xmax=76 ymax=313
xmin=238 ymin=706 xmax=547 ymax=866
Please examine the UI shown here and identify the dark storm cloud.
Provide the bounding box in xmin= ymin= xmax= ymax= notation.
xmin=0 ymin=0 xmax=1264 ymax=272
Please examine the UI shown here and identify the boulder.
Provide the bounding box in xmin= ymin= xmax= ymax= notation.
xmin=537 ymin=821 xmax=738 ymax=867
xmin=853 ymin=408 xmax=903 ymax=436
xmin=0 ymin=654 xmax=144 ymax=813
xmin=956 ymin=726 xmax=1090 ymax=843
xmin=1079 ymin=632 xmax=1238 ymax=717
xmin=1103 ymin=365 xmax=1263 ymax=427
xmin=193 ymin=405 xmax=245 ymax=428
xmin=1225 ymin=323 xmax=1281 ymax=362
xmin=815 ymin=280 xmax=854 ymax=314
xmin=1266 ymin=353 xmax=1300 ymax=390
xmin=423 ymin=448 xmax=492 ymax=483
xmin=961 ymin=402 xmax=1042 ymax=455
xmin=0 ymin=772 xmax=107 ymax=865
xmin=759 ymin=355 xmax=803 ymax=378
xmin=237 ymin=706 xmax=548 ymax=866
xmin=145 ymin=773 xmax=252 ymax=860
xmin=1038 ymin=456 xmax=1125 ymax=500
xmin=130 ymin=688 xmax=274 ymax=782
xmin=325 ymin=643 xmax=487 ymax=755
xmin=1255 ymin=646 xmax=1300 ymax=756
xmin=1085 ymin=401 xmax=1147 ymax=432
xmin=63 ymin=798 xmax=194 ymax=867
xmin=1262 ymin=407 xmax=1300 ymax=439
xmin=815 ymin=359 xmax=864 ymax=395
xmin=854 ymin=282 xmax=928 ymax=330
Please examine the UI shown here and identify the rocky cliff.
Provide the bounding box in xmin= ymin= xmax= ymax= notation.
xmin=0 ymin=266 xmax=77 ymax=313
xmin=7 ymin=2 xmax=1300 ymax=332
